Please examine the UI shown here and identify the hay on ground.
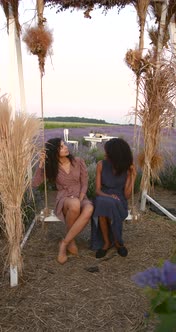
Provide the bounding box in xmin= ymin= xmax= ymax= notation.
xmin=0 ymin=189 xmax=175 ymax=332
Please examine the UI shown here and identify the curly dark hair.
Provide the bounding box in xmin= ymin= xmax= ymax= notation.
xmin=104 ymin=138 xmax=133 ymax=175
xmin=45 ymin=137 xmax=74 ymax=182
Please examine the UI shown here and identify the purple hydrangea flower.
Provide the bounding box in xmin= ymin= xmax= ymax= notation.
xmin=132 ymin=267 xmax=161 ymax=289
xmin=132 ymin=261 xmax=176 ymax=290
xmin=160 ymin=260 xmax=176 ymax=290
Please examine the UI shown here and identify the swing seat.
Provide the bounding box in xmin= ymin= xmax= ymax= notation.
xmin=39 ymin=209 xmax=62 ymax=223
xmin=44 ymin=214 xmax=61 ymax=222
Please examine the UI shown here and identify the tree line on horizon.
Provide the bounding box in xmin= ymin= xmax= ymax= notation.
xmin=44 ymin=116 xmax=108 ymax=124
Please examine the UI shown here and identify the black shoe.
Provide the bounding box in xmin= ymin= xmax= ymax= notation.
xmin=96 ymin=248 xmax=108 ymax=259
xmin=117 ymin=246 xmax=128 ymax=257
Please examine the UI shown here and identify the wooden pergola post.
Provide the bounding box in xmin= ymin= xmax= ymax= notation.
xmin=8 ymin=4 xmax=16 ymax=119
xmin=168 ymin=14 xmax=176 ymax=128
xmin=140 ymin=0 xmax=169 ymax=211
xmin=156 ymin=0 xmax=168 ymax=67
xmin=8 ymin=2 xmax=26 ymax=287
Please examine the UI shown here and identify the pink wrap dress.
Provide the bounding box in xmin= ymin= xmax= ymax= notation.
xmin=32 ymin=157 xmax=92 ymax=222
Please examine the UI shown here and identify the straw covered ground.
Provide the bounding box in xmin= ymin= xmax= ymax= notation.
xmin=0 ymin=188 xmax=176 ymax=332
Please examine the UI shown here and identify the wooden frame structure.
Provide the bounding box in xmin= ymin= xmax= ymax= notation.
xmin=0 ymin=0 xmax=176 ymax=287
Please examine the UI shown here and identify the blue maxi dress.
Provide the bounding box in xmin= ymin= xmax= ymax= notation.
xmin=91 ymin=159 xmax=128 ymax=250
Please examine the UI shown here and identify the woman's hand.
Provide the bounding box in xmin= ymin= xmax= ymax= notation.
xmin=111 ymin=194 xmax=120 ymax=201
xmin=124 ymin=164 xmax=137 ymax=199
xmin=79 ymin=192 xmax=85 ymax=202
xmin=130 ymin=164 xmax=137 ymax=179
xmin=39 ymin=149 xmax=46 ymax=169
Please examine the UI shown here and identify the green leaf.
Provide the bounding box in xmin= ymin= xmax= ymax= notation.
xmin=166 ymin=297 xmax=176 ymax=313
xmin=155 ymin=313 xmax=176 ymax=332
xmin=157 ymin=258 xmax=165 ymax=267
xmin=154 ymin=297 xmax=176 ymax=314
xmin=170 ymin=254 xmax=176 ymax=264
xmin=151 ymin=290 xmax=170 ymax=312
xmin=144 ymin=287 xmax=157 ymax=298
xmin=154 ymin=301 xmax=168 ymax=314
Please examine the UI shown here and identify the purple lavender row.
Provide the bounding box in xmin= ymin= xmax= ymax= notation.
xmin=36 ymin=125 xmax=176 ymax=163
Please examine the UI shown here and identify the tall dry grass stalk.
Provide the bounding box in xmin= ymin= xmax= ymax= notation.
xmin=0 ymin=0 xmax=21 ymax=36
xmin=136 ymin=56 xmax=176 ymax=192
xmin=132 ymin=0 xmax=150 ymax=52
xmin=0 ymin=96 xmax=41 ymax=272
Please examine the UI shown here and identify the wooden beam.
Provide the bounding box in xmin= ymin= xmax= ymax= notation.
xmin=156 ymin=0 xmax=168 ymax=66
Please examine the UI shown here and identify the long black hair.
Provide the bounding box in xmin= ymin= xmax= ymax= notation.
xmin=104 ymin=138 xmax=133 ymax=175
xmin=45 ymin=137 xmax=74 ymax=182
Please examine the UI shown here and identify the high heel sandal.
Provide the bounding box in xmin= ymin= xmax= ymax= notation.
xmin=57 ymin=240 xmax=68 ymax=264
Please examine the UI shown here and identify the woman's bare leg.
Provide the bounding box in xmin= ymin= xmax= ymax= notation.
xmin=63 ymin=197 xmax=80 ymax=230
xmin=58 ymin=203 xmax=93 ymax=264
xmin=63 ymin=198 xmax=81 ymax=253
xmin=65 ymin=203 xmax=93 ymax=241
xmin=98 ymin=216 xmax=111 ymax=250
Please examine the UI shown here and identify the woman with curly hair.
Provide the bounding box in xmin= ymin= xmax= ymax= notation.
xmin=33 ymin=137 xmax=93 ymax=264
xmin=91 ymin=138 xmax=136 ymax=258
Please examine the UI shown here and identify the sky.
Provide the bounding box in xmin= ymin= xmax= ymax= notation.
xmin=0 ymin=0 xmax=150 ymax=124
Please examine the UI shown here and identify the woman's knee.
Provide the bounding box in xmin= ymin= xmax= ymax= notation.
xmin=83 ymin=203 xmax=94 ymax=218
xmin=69 ymin=198 xmax=81 ymax=213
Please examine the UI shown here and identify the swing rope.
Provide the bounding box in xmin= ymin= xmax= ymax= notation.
xmin=36 ymin=1 xmax=60 ymax=222
xmin=131 ymin=76 xmax=140 ymax=221
xmin=40 ymin=72 xmax=48 ymax=211
xmin=39 ymin=71 xmax=61 ymax=222
xmin=36 ymin=0 xmax=50 ymax=214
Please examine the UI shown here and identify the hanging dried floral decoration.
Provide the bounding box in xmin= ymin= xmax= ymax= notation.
xmin=23 ymin=26 xmax=53 ymax=76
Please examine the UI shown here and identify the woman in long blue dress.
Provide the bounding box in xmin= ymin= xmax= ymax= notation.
xmin=91 ymin=138 xmax=136 ymax=258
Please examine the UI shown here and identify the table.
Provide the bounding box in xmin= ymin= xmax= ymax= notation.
xmin=84 ymin=135 xmax=118 ymax=149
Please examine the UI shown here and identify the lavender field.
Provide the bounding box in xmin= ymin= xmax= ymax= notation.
xmin=0 ymin=126 xmax=175 ymax=332
xmin=42 ymin=124 xmax=176 ymax=164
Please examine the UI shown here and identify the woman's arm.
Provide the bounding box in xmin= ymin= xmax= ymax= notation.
xmin=124 ymin=164 xmax=137 ymax=199
xmin=95 ymin=161 xmax=115 ymax=198
xmin=95 ymin=160 xmax=103 ymax=196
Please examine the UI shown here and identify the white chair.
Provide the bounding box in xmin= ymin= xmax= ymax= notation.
xmin=63 ymin=129 xmax=78 ymax=151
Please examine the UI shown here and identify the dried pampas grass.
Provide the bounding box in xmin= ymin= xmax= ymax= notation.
xmin=23 ymin=26 xmax=53 ymax=75
xmin=135 ymin=56 xmax=176 ymax=192
xmin=125 ymin=48 xmax=152 ymax=76
xmin=0 ymin=96 xmax=41 ymax=272
xmin=0 ymin=0 xmax=21 ymax=36
xmin=148 ymin=27 xmax=169 ymax=49
xmin=132 ymin=0 xmax=150 ymax=51
xmin=125 ymin=49 xmax=142 ymax=75
xmin=138 ymin=151 xmax=163 ymax=182
xmin=138 ymin=151 xmax=163 ymax=171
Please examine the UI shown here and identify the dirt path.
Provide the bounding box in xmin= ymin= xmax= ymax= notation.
xmin=0 ymin=188 xmax=176 ymax=332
